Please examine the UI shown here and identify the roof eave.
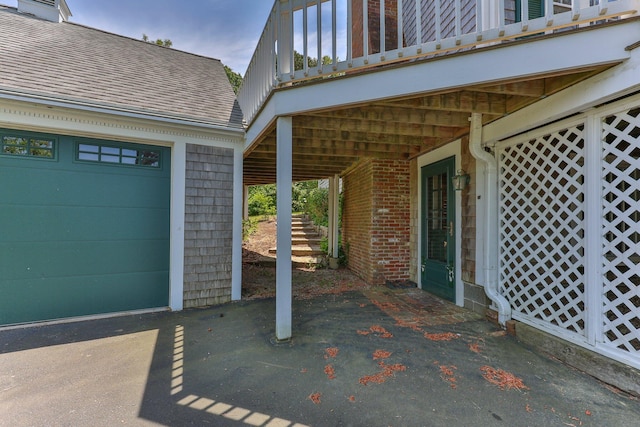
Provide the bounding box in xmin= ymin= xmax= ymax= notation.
xmin=0 ymin=88 xmax=246 ymax=135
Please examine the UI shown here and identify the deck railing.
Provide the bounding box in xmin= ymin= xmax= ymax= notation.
xmin=238 ymin=0 xmax=639 ymax=126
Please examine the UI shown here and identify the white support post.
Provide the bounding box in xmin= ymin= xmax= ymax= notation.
xmin=584 ymin=114 xmax=602 ymax=346
xmin=243 ymin=185 xmax=249 ymax=220
xmin=276 ymin=116 xmax=293 ymax=341
xmin=231 ymin=145 xmax=244 ymax=301
xmin=330 ymin=175 xmax=340 ymax=259
xmin=328 ymin=177 xmax=335 ymax=256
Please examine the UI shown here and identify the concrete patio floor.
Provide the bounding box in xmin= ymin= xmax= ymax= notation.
xmin=1 ymin=288 xmax=639 ymax=427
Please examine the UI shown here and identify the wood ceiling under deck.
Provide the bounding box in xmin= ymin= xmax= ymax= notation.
xmin=243 ymin=67 xmax=612 ymax=186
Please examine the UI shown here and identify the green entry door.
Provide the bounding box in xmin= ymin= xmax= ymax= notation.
xmin=0 ymin=130 xmax=171 ymax=326
xmin=421 ymin=157 xmax=456 ymax=302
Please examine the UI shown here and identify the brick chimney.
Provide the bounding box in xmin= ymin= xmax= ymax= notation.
xmin=17 ymin=0 xmax=72 ymax=23
xmin=352 ymin=0 xmax=400 ymax=57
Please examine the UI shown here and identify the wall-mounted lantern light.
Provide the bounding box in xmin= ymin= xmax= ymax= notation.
xmin=452 ymin=169 xmax=470 ymax=191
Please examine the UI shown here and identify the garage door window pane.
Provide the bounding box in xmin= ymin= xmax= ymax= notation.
xmin=2 ymin=135 xmax=54 ymax=158
xmin=77 ymin=143 xmax=160 ymax=168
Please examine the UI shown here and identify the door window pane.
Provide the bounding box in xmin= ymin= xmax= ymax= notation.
xmin=427 ymin=172 xmax=448 ymax=262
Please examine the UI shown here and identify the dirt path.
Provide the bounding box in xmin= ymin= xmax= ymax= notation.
xmin=242 ymin=218 xmax=371 ymax=300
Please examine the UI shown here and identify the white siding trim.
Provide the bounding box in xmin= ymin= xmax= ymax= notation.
xmin=231 ymin=145 xmax=244 ymax=301
xmin=169 ymin=141 xmax=186 ymax=311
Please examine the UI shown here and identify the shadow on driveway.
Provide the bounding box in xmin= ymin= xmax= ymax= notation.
xmin=1 ymin=290 xmax=639 ymax=426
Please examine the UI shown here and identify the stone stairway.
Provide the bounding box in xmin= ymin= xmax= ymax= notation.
xmin=269 ymin=214 xmax=325 ymax=260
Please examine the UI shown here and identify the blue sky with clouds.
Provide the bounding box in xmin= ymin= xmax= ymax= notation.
xmin=39 ymin=0 xmax=275 ymax=74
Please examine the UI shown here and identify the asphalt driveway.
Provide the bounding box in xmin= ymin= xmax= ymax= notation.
xmin=1 ymin=288 xmax=639 ymax=426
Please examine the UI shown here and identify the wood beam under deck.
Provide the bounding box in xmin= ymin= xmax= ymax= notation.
xmin=293 ymin=116 xmax=463 ymax=138
xmin=304 ymin=107 xmax=477 ymax=127
xmin=255 ymin=137 xmax=419 ymax=159
xmin=243 ymin=63 xmax=616 ymax=186
xmin=376 ymin=91 xmax=510 ymax=115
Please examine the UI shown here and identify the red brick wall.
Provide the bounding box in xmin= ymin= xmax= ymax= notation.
xmin=351 ymin=0 xmax=399 ymax=57
xmin=343 ymin=158 xmax=411 ymax=285
xmin=343 ymin=159 xmax=374 ymax=282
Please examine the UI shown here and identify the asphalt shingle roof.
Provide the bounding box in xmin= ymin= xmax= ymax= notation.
xmin=0 ymin=5 xmax=244 ymax=129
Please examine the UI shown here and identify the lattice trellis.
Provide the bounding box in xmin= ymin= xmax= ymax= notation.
xmin=602 ymin=107 xmax=640 ymax=354
xmin=499 ymin=125 xmax=586 ymax=335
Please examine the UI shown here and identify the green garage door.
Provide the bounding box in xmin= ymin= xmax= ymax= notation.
xmin=0 ymin=130 xmax=171 ymax=326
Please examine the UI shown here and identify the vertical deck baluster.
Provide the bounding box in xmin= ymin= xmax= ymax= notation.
xmin=347 ymin=0 xmax=353 ymax=64
xmin=380 ymin=0 xmax=386 ymax=55
xmin=303 ymin=3 xmax=309 ymax=76
xmin=545 ymin=0 xmax=554 ymax=24
xmin=435 ymin=0 xmax=442 ymax=48
xmin=363 ymin=0 xmax=369 ymax=60
xmin=415 ymin=0 xmax=422 ymax=48
xmin=476 ymin=0 xmax=483 ymax=34
xmin=270 ymin=11 xmax=277 ymax=87
xmin=498 ymin=0 xmax=505 ymax=35
xmin=598 ymin=0 xmax=607 ymax=15
xmin=317 ymin=0 xmax=323 ymax=72
xmin=332 ymin=0 xmax=337 ymax=67
xmin=397 ymin=0 xmax=403 ymax=51
xmin=521 ymin=0 xmax=529 ymax=23
xmin=276 ymin=0 xmax=282 ymax=79
xmin=571 ymin=0 xmax=581 ymax=21
xmin=289 ymin=0 xmax=294 ymax=78
xmin=256 ymin=36 xmax=261 ymax=108
xmin=260 ymin=25 xmax=265 ymax=98
xmin=455 ymin=0 xmax=461 ymax=43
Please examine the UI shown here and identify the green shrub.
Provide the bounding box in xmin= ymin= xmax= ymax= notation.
xmin=242 ymin=217 xmax=258 ymax=240
xmin=306 ymin=187 xmax=329 ymax=226
xmin=248 ymin=190 xmax=275 ymax=216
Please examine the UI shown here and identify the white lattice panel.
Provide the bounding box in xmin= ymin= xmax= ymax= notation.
xmin=499 ymin=126 xmax=586 ymax=336
xmin=602 ymin=107 xmax=640 ymax=354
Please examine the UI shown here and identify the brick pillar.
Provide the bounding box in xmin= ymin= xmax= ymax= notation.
xmin=351 ymin=0 xmax=399 ymax=57
xmin=343 ymin=158 xmax=411 ymax=285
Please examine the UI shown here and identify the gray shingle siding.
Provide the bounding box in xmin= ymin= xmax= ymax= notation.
xmin=183 ymin=144 xmax=235 ymax=308
xmin=0 ymin=5 xmax=243 ymax=128
xmin=402 ymin=0 xmax=477 ymax=45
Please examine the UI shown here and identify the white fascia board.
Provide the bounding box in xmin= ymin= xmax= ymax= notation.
xmin=483 ymin=38 xmax=640 ymax=143
xmin=244 ymin=98 xmax=277 ymax=151
xmin=245 ymin=20 xmax=637 ymax=148
xmin=0 ymin=97 xmax=244 ymax=149
xmin=0 ymin=90 xmax=245 ymax=137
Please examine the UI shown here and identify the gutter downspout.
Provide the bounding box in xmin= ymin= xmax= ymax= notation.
xmin=469 ymin=113 xmax=511 ymax=326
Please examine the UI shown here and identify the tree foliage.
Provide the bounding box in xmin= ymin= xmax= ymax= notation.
xmin=142 ymin=34 xmax=173 ymax=47
xmin=248 ymin=184 xmax=276 ymax=217
xmin=224 ymin=65 xmax=243 ymax=94
xmin=293 ymin=51 xmax=333 ymax=71
xmin=248 ymin=180 xmax=321 ymax=217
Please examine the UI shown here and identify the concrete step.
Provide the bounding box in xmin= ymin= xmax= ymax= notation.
xmin=292 ymin=229 xmax=319 ymax=237
xmin=291 ymin=225 xmax=317 ymax=232
xmin=292 ymin=236 xmax=322 ymax=245
xmin=269 ymin=245 xmax=325 ymax=256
